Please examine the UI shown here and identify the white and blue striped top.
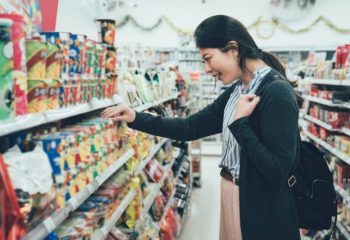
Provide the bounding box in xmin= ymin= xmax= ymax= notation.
xmin=220 ymin=66 xmax=271 ymax=177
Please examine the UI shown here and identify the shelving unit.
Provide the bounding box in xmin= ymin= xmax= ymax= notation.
xmin=0 ymin=96 xmax=124 ymax=137
xmin=23 ymin=149 xmax=135 ymax=240
xmin=303 ymin=78 xmax=350 ymax=87
xmin=134 ymin=92 xmax=180 ymax=112
xmin=304 ymin=95 xmax=350 ymax=109
xmin=299 ymin=76 xmax=350 ymax=239
xmin=16 ymin=90 xmax=182 ymax=240
xmin=92 ymin=190 xmax=136 ymax=240
xmin=135 ymin=150 xmax=180 ymax=228
xmin=304 ymin=131 xmax=350 ymax=165
xmin=134 ymin=138 xmax=169 ymax=175
xmin=337 ymin=223 xmax=350 ymax=240
xmin=303 ymin=115 xmax=350 ymax=137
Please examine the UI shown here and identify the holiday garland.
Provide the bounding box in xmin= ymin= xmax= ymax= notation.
xmin=116 ymin=15 xmax=350 ymax=37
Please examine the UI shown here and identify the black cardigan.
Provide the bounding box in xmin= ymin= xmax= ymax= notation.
xmin=128 ymin=69 xmax=300 ymax=240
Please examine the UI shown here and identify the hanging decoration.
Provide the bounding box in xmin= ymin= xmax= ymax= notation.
xmin=116 ymin=15 xmax=350 ymax=39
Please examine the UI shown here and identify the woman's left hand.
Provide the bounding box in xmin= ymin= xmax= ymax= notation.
xmin=233 ymin=94 xmax=260 ymax=121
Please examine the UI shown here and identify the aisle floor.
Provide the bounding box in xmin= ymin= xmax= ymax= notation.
xmin=180 ymin=156 xmax=221 ymax=240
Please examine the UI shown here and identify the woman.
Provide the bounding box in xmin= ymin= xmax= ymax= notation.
xmin=102 ymin=15 xmax=300 ymax=240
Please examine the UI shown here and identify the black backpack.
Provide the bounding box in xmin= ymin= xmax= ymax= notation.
xmin=288 ymin=140 xmax=337 ymax=235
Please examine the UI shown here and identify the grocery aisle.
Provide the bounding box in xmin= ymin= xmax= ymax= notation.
xmin=181 ymin=156 xmax=221 ymax=240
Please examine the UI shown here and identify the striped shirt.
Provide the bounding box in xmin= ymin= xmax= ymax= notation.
xmin=220 ymin=66 xmax=271 ymax=177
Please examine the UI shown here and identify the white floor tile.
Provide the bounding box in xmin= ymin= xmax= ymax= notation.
xmin=180 ymin=156 xmax=221 ymax=240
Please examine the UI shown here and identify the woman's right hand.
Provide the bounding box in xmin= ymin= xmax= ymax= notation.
xmin=101 ymin=104 xmax=136 ymax=123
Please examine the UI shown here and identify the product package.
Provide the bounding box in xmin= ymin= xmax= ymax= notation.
xmin=0 ymin=13 xmax=28 ymax=116
xmin=3 ymin=145 xmax=56 ymax=232
xmin=96 ymin=19 xmax=116 ymax=46
xmin=0 ymin=19 xmax=14 ymax=120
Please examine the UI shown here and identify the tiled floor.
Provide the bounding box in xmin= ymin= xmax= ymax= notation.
xmin=180 ymin=156 xmax=221 ymax=240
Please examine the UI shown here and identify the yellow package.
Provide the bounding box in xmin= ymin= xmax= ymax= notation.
xmin=125 ymin=178 xmax=142 ymax=228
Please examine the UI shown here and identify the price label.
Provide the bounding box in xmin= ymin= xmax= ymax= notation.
xmin=86 ymin=184 xmax=94 ymax=193
xmin=43 ymin=217 xmax=56 ymax=232
xmin=69 ymin=197 xmax=79 ymax=210
xmin=101 ymin=227 xmax=109 ymax=236
xmin=95 ymin=176 xmax=103 ymax=185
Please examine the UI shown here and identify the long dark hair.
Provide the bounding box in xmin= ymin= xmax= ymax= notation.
xmin=194 ymin=15 xmax=287 ymax=80
xmin=194 ymin=15 xmax=303 ymax=107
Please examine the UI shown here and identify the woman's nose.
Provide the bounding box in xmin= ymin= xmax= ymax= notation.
xmin=204 ymin=62 xmax=212 ymax=74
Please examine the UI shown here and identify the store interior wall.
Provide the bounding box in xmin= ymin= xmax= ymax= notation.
xmin=56 ymin=0 xmax=350 ymax=50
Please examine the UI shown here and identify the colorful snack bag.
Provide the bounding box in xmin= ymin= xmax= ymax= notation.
xmin=41 ymin=32 xmax=71 ymax=74
xmin=0 ymin=19 xmax=14 ymax=120
xmin=45 ymin=42 xmax=61 ymax=80
xmin=27 ymin=79 xmax=48 ymax=113
xmin=105 ymin=46 xmax=116 ymax=75
xmin=0 ymin=14 xmax=28 ymax=116
xmin=25 ymin=37 xmax=46 ymax=80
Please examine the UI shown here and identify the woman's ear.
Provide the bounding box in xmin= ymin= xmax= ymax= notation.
xmin=226 ymin=41 xmax=239 ymax=58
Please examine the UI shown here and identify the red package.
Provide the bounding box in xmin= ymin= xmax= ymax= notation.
xmin=336 ymin=162 xmax=350 ymax=188
xmin=146 ymin=159 xmax=164 ymax=183
xmin=342 ymin=44 xmax=350 ymax=68
xmin=319 ymin=128 xmax=329 ymax=141
xmin=0 ymin=155 xmax=26 ymax=239
xmin=160 ymin=219 xmax=175 ymax=240
xmin=336 ymin=46 xmax=343 ymax=69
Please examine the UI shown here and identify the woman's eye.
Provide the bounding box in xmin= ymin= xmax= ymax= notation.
xmin=203 ymin=57 xmax=211 ymax=63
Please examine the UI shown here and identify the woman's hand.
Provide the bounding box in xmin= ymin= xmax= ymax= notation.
xmin=233 ymin=94 xmax=260 ymax=121
xmin=101 ymin=104 xmax=136 ymax=123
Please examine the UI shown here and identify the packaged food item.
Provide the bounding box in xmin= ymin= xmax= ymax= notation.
xmin=69 ymin=33 xmax=82 ymax=75
xmin=96 ymin=19 xmax=116 ymax=46
xmin=3 ymin=145 xmax=56 ymax=232
xmin=25 ymin=37 xmax=47 ymax=80
xmin=145 ymin=159 xmax=164 ymax=183
xmin=105 ymin=46 xmax=116 ymax=74
xmin=125 ymin=177 xmax=141 ymax=229
xmin=96 ymin=43 xmax=107 ymax=77
xmin=84 ymin=39 xmax=96 ymax=75
xmin=22 ymin=0 xmax=42 ymax=37
xmin=0 ymin=154 xmax=25 ymax=240
xmin=0 ymin=14 xmax=28 ymax=116
xmin=46 ymin=79 xmax=60 ymax=110
xmin=77 ymin=34 xmax=87 ymax=74
xmin=27 ymin=79 xmax=48 ymax=113
xmin=41 ymin=32 xmax=71 ymax=74
xmin=45 ymin=42 xmax=61 ymax=80
xmin=0 ymin=19 xmax=14 ymax=120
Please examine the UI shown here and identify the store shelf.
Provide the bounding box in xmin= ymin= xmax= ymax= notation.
xmin=304 ymin=78 xmax=350 ymax=87
xmin=304 ymin=131 xmax=350 ymax=165
xmin=304 ymin=115 xmax=335 ymax=132
xmin=23 ymin=149 xmax=135 ymax=240
xmin=337 ymin=222 xmax=350 ymax=239
xmin=159 ymin=187 xmax=177 ymax=224
xmin=304 ymin=95 xmax=350 ymax=109
xmin=136 ymin=152 xmax=178 ymax=228
xmin=191 ymin=149 xmax=201 ymax=155
xmin=0 ymin=95 xmax=124 ymax=137
xmin=134 ymin=138 xmax=169 ymax=175
xmin=140 ymin=184 xmax=160 ymax=220
xmin=342 ymin=128 xmax=350 ymax=137
xmin=91 ymin=189 xmax=136 ymax=240
xmin=134 ymin=92 xmax=179 ymax=112
xmin=334 ymin=185 xmax=348 ymax=199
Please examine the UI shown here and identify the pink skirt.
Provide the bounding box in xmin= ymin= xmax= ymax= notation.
xmin=220 ymin=177 xmax=243 ymax=240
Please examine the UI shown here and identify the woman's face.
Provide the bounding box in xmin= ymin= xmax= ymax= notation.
xmin=199 ymin=48 xmax=241 ymax=85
